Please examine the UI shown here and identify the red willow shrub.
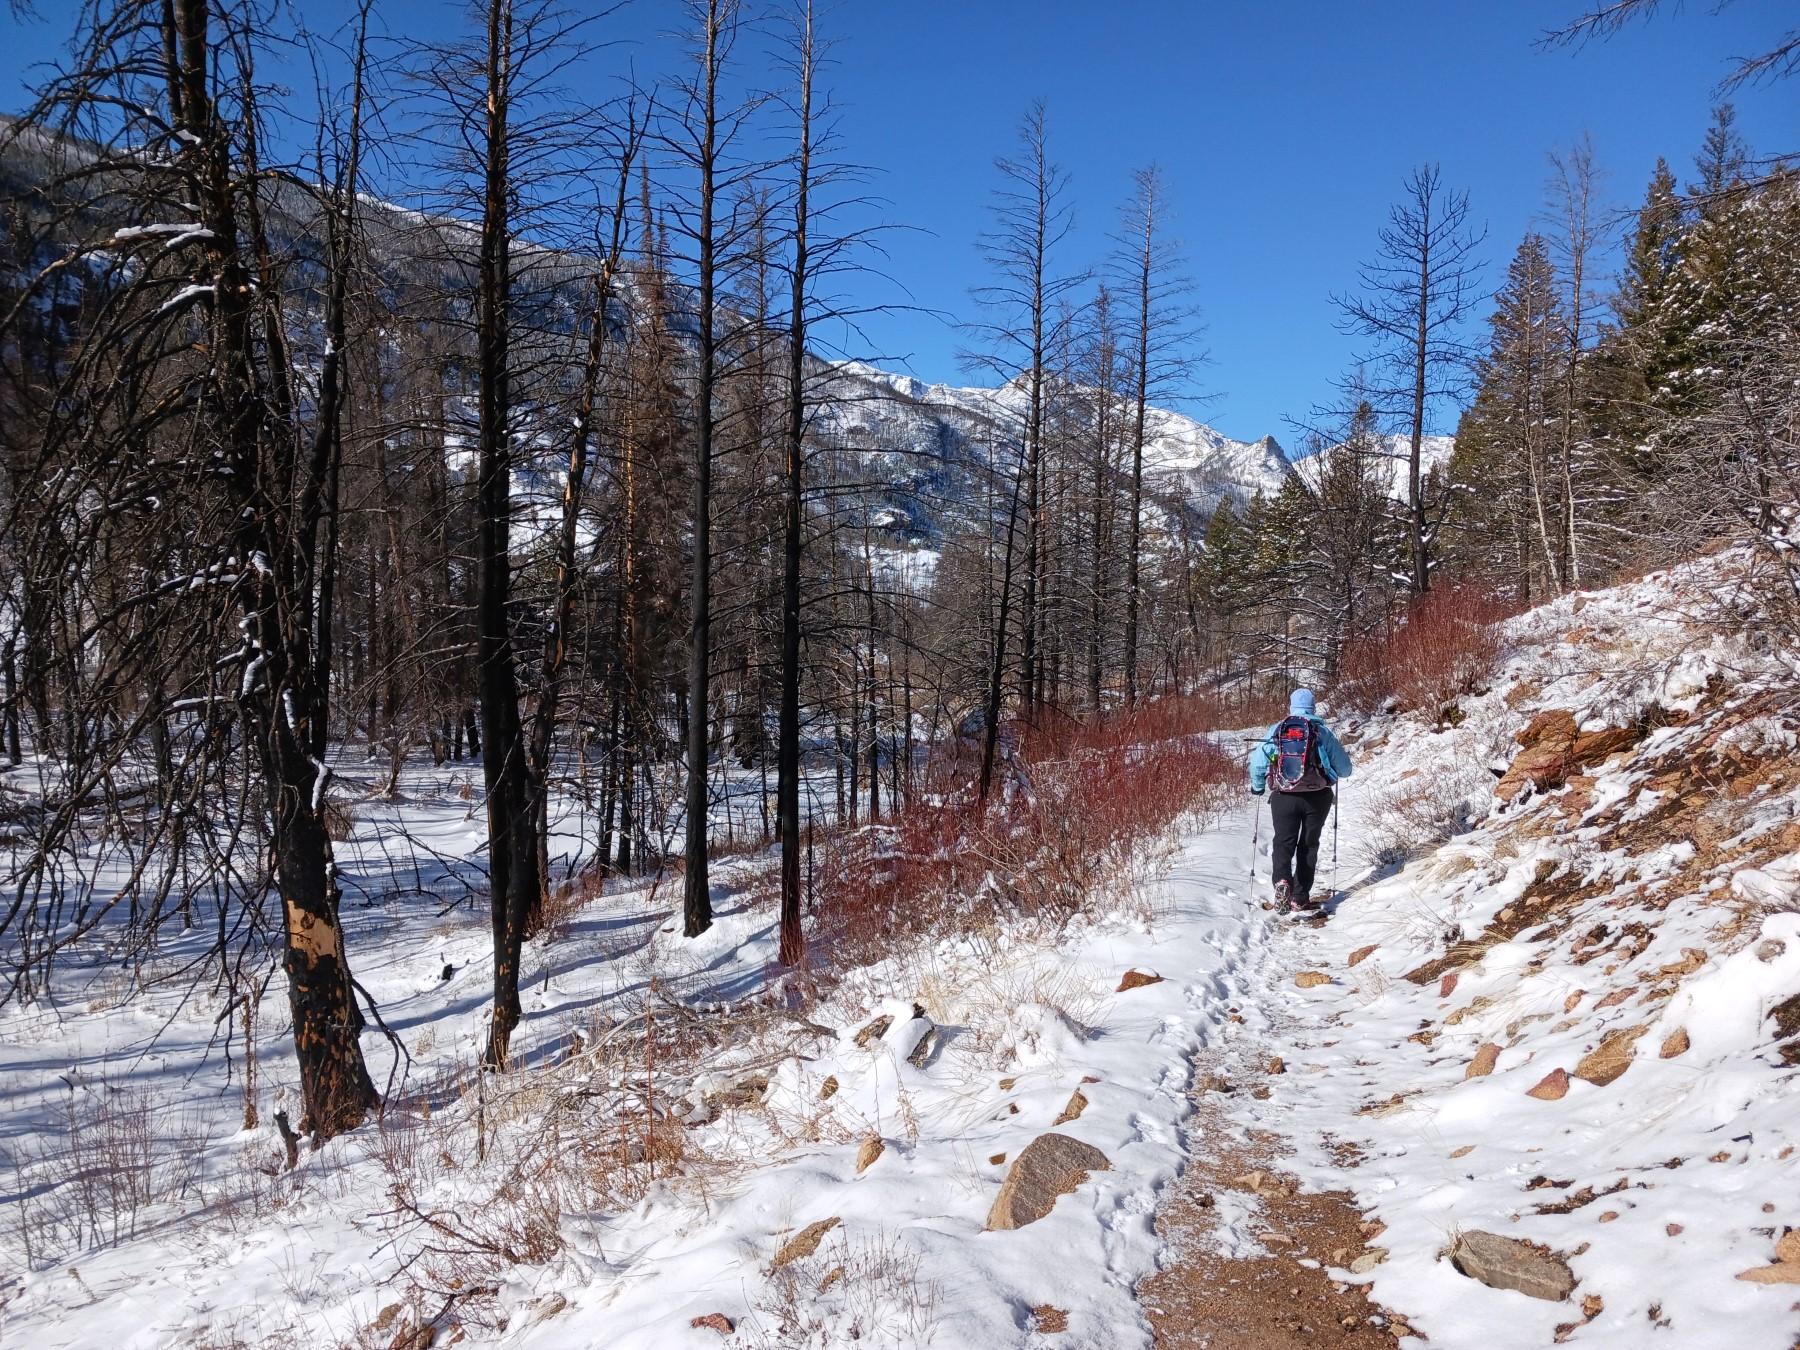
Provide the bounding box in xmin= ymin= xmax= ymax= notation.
xmin=1336 ymin=586 xmax=1519 ymax=718
xmin=803 ymin=695 xmax=1243 ymax=972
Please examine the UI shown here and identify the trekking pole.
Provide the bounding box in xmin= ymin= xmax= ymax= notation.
xmin=1332 ymin=783 xmax=1341 ymax=898
xmin=1249 ymin=797 xmax=1260 ymax=881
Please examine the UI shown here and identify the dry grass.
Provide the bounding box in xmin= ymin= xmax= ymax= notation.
xmin=1359 ymin=759 xmax=1497 ymax=869
xmin=6 ymin=1083 xmax=209 ymax=1272
xmin=738 ymin=1226 xmax=942 ymax=1348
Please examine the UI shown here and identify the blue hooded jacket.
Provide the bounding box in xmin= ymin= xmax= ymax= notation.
xmin=1248 ymin=688 xmax=1353 ymax=793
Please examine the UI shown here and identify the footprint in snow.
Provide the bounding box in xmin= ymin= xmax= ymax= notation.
xmin=1131 ymin=1111 xmax=1170 ymax=1145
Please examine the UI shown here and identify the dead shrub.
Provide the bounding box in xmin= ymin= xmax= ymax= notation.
xmin=1359 ymin=760 xmax=1496 ymax=868
xmin=323 ymin=795 xmax=356 ymax=841
xmin=739 ymin=1227 xmax=942 ymax=1348
xmin=807 ymin=698 xmax=1238 ymax=972
xmin=1338 ymin=587 xmax=1517 ymax=718
xmin=7 ymin=1084 xmax=208 ymax=1271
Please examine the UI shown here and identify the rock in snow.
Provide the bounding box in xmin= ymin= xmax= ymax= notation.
xmin=1053 ymin=1087 xmax=1090 ymax=1124
xmin=1574 ymin=1026 xmax=1646 ymax=1086
xmin=855 ymin=1136 xmax=885 ymax=1173
xmin=771 ymin=1216 xmax=840 ymax=1269
xmin=1526 ymin=1067 xmax=1571 ymax=1100
xmin=985 ymin=1133 xmax=1111 ymax=1231
xmin=1447 ymin=1231 xmax=1576 ymax=1302
xmin=1116 ymin=968 xmax=1163 ymax=991
xmin=1466 ymin=1042 xmax=1502 ymax=1078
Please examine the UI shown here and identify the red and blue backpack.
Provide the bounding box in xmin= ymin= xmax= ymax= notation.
xmin=1271 ymin=715 xmax=1329 ymax=793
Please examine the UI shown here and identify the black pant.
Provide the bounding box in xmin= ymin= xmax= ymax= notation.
xmin=1270 ymin=787 xmax=1335 ymax=902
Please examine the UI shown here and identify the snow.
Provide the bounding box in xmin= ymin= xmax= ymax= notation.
xmin=0 ymin=748 xmax=1272 ymax=1347
xmin=5 ymin=547 xmax=1800 ymax=1347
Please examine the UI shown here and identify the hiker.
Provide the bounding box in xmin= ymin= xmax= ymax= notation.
xmin=1248 ymin=688 xmax=1352 ymax=912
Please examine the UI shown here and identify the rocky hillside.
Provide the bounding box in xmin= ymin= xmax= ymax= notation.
xmin=1239 ymin=545 xmax=1800 ymax=1347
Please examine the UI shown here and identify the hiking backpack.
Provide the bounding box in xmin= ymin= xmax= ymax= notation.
xmin=1270 ymin=715 xmax=1329 ymax=793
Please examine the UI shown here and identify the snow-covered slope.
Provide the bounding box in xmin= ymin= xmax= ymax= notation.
xmin=1232 ymin=546 xmax=1800 ymax=1348
xmin=1287 ymin=431 xmax=1458 ymax=500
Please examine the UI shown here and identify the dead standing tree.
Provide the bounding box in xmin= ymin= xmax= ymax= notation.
xmin=0 ymin=0 xmax=380 ymax=1136
xmin=1334 ymin=164 xmax=1484 ymax=594
xmin=776 ymin=0 xmax=816 ymax=967
xmin=963 ymin=102 xmax=1082 ymax=792
xmin=1113 ymin=164 xmax=1205 ymax=706
xmin=526 ymin=102 xmax=647 ymax=917
xmin=666 ymin=0 xmax=762 ymax=938
xmin=411 ymin=0 xmax=623 ymax=1068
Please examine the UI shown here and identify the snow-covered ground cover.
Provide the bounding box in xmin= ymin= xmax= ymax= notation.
xmin=0 ymin=720 xmax=1256 ymax=1348
xmin=6 ymin=547 xmax=1798 ymax=1348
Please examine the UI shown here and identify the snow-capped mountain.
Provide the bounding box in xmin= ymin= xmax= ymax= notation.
xmin=1285 ymin=432 xmax=1458 ymax=500
xmin=813 ymin=360 xmax=1295 ymax=539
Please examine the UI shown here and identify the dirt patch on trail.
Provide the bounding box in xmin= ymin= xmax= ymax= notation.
xmin=1141 ymin=1067 xmax=1409 ymax=1349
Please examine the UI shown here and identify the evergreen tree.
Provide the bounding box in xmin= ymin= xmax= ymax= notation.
xmin=1455 ymin=233 xmax=1562 ymax=602
xmin=1690 ymin=103 xmax=1749 ymax=211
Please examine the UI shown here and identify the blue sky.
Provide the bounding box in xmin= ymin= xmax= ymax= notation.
xmin=3 ymin=0 xmax=1792 ymax=444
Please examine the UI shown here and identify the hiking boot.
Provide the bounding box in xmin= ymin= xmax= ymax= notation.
xmin=1273 ymin=880 xmax=1292 ymax=911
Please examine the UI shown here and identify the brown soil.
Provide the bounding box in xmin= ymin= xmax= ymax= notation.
xmin=1141 ymin=1066 xmax=1410 ymax=1349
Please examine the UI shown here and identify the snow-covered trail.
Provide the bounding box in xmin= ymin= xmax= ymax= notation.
xmin=19 ymin=538 xmax=1800 ymax=1350
xmin=523 ymin=802 xmax=1288 ymax=1349
xmin=1192 ymin=559 xmax=1800 ymax=1349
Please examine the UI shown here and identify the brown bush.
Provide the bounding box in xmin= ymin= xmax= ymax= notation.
xmin=805 ymin=693 xmax=1240 ymax=971
xmin=1337 ymin=586 xmax=1518 ymax=718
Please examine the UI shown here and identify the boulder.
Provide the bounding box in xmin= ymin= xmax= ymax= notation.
xmin=1575 ymin=1026 xmax=1646 ymax=1086
xmin=1439 ymin=972 xmax=1459 ymax=999
xmin=690 ymin=1313 xmax=734 ymax=1335
xmin=986 ymin=1133 xmax=1110 ymax=1231
xmin=1516 ymin=709 xmax=1579 ymax=749
xmin=1350 ymin=1249 xmax=1387 ymax=1274
xmin=771 ymin=1216 xmax=840 ymax=1269
xmin=1348 ymin=944 xmax=1378 ymax=968
xmin=1116 ymin=969 xmax=1163 ymax=992
xmin=1467 ymin=1043 xmax=1502 ymax=1079
xmin=1659 ymin=1027 xmax=1690 ymax=1059
xmin=1448 ymin=1230 xmax=1575 ymax=1302
xmin=1497 ymin=710 xmax=1580 ymax=802
xmin=1572 ymin=726 xmax=1639 ymax=764
xmin=1295 ymin=970 xmax=1331 ymax=989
